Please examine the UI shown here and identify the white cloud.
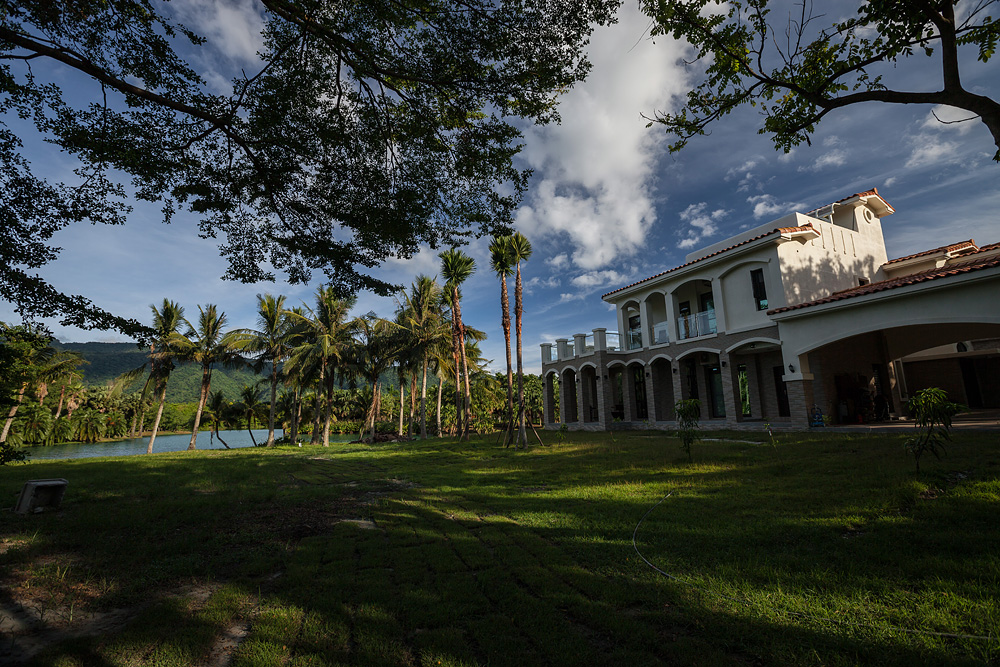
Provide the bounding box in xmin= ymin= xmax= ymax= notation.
xmin=546 ymin=253 xmax=569 ymax=269
xmin=905 ymin=135 xmax=962 ymax=169
xmin=514 ymin=3 xmax=692 ymax=270
xmin=798 ymin=149 xmax=847 ymax=172
xmin=921 ymin=105 xmax=980 ymax=135
xmin=676 ymin=201 xmax=727 ymax=248
xmin=524 ymin=275 xmax=560 ymax=293
xmin=884 ymin=176 xmax=897 ymax=187
xmin=569 ymin=270 xmax=629 ymax=288
xmin=175 ymin=0 xmax=265 ymax=63
xmin=747 ymin=194 xmax=802 ymax=220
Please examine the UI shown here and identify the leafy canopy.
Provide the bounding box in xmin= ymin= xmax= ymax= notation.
xmin=0 ymin=0 xmax=619 ymax=336
xmin=644 ymin=0 xmax=1000 ymax=159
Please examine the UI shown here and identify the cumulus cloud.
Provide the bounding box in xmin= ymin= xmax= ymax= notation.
xmin=570 ymin=270 xmax=629 ymax=288
xmin=676 ymin=202 xmax=727 ymax=249
xmin=546 ymin=253 xmax=569 ymax=269
xmin=176 ymin=0 xmax=265 ymax=63
xmin=905 ymin=135 xmax=962 ymax=169
xmin=514 ymin=3 xmax=692 ymax=270
xmin=799 ymin=148 xmax=847 ymax=172
xmin=524 ymin=275 xmax=561 ymax=293
xmin=747 ymin=194 xmax=802 ymax=220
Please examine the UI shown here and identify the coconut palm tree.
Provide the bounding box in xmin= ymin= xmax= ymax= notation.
xmin=286 ymin=287 xmax=356 ymax=447
xmin=146 ymin=299 xmax=185 ymax=454
xmin=396 ymin=276 xmax=449 ymax=439
xmin=171 ymin=304 xmax=242 ymax=450
xmin=204 ymin=390 xmax=231 ymax=449
xmin=440 ymin=248 xmax=476 ymax=441
xmin=0 ymin=343 xmax=81 ymax=444
xmin=238 ymin=384 xmax=266 ymax=446
xmin=231 ymin=294 xmax=294 ymax=447
xmin=352 ymin=313 xmax=402 ymax=442
xmin=509 ymin=232 xmax=533 ymax=447
xmin=490 ymin=236 xmax=516 ymax=436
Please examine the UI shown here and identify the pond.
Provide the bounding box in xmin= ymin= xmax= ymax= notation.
xmin=24 ymin=429 xmax=358 ymax=461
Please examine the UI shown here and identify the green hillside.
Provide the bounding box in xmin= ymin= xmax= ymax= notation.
xmin=55 ymin=342 xmax=405 ymax=404
xmin=57 ymin=342 xmax=266 ymax=403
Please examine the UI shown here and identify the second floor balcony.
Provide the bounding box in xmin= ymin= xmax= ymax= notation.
xmin=677 ymin=310 xmax=717 ymax=340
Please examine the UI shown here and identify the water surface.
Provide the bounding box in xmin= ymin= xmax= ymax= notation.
xmin=26 ymin=429 xmax=357 ymax=461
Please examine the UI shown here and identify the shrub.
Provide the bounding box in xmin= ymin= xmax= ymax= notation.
xmin=675 ymin=399 xmax=701 ymax=463
xmin=904 ymin=387 xmax=964 ymax=472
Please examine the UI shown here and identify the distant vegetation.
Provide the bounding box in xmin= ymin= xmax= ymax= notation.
xmin=55 ymin=342 xmax=264 ymax=404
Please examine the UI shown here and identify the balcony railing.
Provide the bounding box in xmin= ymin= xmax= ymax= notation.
xmin=626 ymin=329 xmax=642 ymax=350
xmin=582 ymin=334 xmax=595 ymax=355
xmin=651 ymin=321 xmax=670 ymax=345
xmin=606 ymin=332 xmax=621 ymax=351
xmin=677 ymin=310 xmax=717 ymax=340
xmin=562 ymin=343 xmax=575 ymax=359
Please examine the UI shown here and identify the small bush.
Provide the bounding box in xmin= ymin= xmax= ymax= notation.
xmin=904 ymin=387 xmax=964 ymax=472
xmin=675 ymin=399 xmax=701 ymax=463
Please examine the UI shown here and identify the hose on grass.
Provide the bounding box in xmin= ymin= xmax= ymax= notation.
xmin=631 ymin=491 xmax=998 ymax=644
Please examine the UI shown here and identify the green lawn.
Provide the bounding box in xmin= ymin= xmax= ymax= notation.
xmin=1 ymin=430 xmax=998 ymax=666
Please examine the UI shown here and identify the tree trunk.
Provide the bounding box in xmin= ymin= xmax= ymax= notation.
xmin=515 ymin=262 xmax=526 ymax=447
xmin=420 ymin=355 xmax=429 ymax=439
xmin=323 ymin=372 xmax=335 ymax=447
xmin=266 ymin=356 xmax=278 ymax=447
xmin=408 ymin=373 xmax=417 ymax=437
xmin=188 ymin=365 xmax=212 ymax=450
xmin=290 ymin=386 xmax=301 ymax=447
xmin=147 ymin=382 xmax=168 ymax=455
xmin=453 ymin=286 xmax=472 ymax=441
xmin=55 ymin=385 xmax=66 ymax=421
xmin=0 ymin=384 xmax=26 ymax=443
xmin=500 ymin=275 xmax=514 ymax=429
xmin=398 ymin=373 xmax=405 ymax=436
xmin=310 ymin=364 xmax=325 ymax=446
xmin=436 ymin=375 xmax=444 ymax=437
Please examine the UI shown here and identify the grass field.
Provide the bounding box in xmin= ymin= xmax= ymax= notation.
xmin=1 ymin=429 xmax=998 ymax=666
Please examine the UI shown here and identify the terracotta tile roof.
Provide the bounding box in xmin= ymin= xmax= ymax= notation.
xmin=883 ymin=239 xmax=978 ymax=265
xmin=768 ymin=253 xmax=1000 ymax=315
xmin=980 ymin=241 xmax=1000 ymax=252
xmin=602 ymin=224 xmax=816 ymax=299
xmin=805 ymin=186 xmax=893 ymax=216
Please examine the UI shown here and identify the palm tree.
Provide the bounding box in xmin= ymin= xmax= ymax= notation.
xmin=205 ymin=390 xmax=231 ymax=449
xmin=1 ymin=344 xmax=81 ymax=444
xmin=231 ymin=294 xmax=293 ymax=447
xmin=396 ymin=276 xmax=449 ymax=439
xmin=146 ymin=299 xmax=185 ymax=454
xmin=490 ymin=236 xmax=516 ymax=436
xmin=509 ymin=232 xmax=533 ymax=447
xmin=352 ymin=313 xmax=401 ymax=442
xmin=286 ymin=287 xmax=356 ymax=447
xmin=238 ymin=384 xmax=266 ymax=446
xmin=440 ymin=248 xmax=476 ymax=441
xmin=171 ymin=304 xmax=241 ymax=450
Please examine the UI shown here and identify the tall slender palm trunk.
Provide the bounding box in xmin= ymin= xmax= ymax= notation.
xmin=0 ymin=384 xmax=26 ymax=443
xmin=323 ymin=373 xmax=335 ymax=447
xmin=310 ymin=365 xmax=325 ymax=446
xmin=147 ymin=383 xmax=168 ymax=455
xmin=188 ymin=367 xmax=212 ymax=450
xmin=500 ymin=275 xmax=514 ymax=430
xmin=420 ymin=356 xmax=429 ymax=439
xmin=515 ymin=263 xmax=526 ymax=447
xmin=398 ymin=374 xmax=405 ymax=436
xmin=436 ymin=376 xmax=444 ymax=437
xmin=290 ymin=387 xmax=301 ymax=446
xmin=266 ymin=362 xmax=279 ymax=447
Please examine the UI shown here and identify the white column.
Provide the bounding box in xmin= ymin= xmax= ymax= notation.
xmin=711 ymin=277 xmax=727 ymax=334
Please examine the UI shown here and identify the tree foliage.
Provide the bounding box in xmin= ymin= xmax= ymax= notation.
xmin=0 ymin=0 xmax=618 ymax=334
xmin=904 ymin=387 xmax=964 ymax=471
xmin=644 ymin=0 xmax=1000 ymax=159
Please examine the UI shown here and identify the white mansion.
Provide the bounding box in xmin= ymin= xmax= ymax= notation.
xmin=540 ymin=188 xmax=1000 ymax=429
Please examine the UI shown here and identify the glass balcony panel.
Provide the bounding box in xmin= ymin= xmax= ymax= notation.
xmin=678 ymin=311 xmax=717 ymax=340
xmin=627 ymin=330 xmax=643 ymax=350
xmin=583 ymin=334 xmax=595 ymax=355
xmin=652 ymin=321 xmax=670 ymax=345
xmin=606 ymin=332 xmax=621 ymax=351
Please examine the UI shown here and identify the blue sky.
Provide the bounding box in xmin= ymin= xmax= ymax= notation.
xmin=2 ymin=1 xmax=998 ymax=375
